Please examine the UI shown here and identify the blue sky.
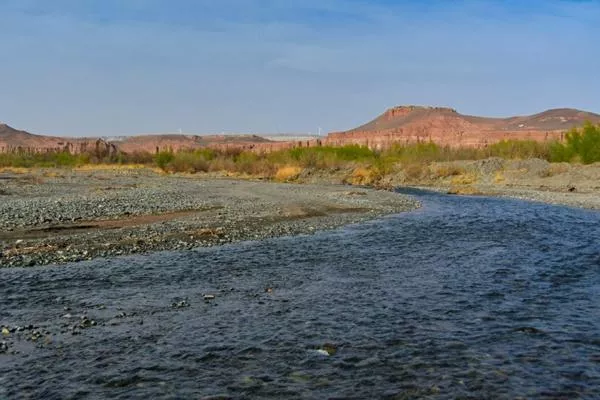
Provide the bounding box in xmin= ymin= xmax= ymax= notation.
xmin=0 ymin=0 xmax=599 ymax=136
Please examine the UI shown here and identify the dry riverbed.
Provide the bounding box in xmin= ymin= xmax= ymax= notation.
xmin=0 ymin=168 xmax=419 ymax=268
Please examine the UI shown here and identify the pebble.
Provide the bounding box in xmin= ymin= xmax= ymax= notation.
xmin=172 ymin=300 xmax=190 ymax=309
xmin=0 ymin=173 xmax=420 ymax=268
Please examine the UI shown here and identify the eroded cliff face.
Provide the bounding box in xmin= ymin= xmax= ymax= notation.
xmin=1 ymin=106 xmax=598 ymax=156
xmin=0 ymin=124 xmax=118 ymax=156
xmin=324 ymin=106 xmax=599 ymax=150
xmin=114 ymin=134 xmax=273 ymax=154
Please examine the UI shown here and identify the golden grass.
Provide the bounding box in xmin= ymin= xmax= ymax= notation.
xmin=349 ymin=167 xmax=374 ymax=185
xmin=0 ymin=167 xmax=29 ymax=174
xmin=493 ymin=171 xmax=506 ymax=183
xmin=450 ymin=173 xmax=478 ymax=185
xmin=432 ymin=164 xmax=464 ymax=178
xmin=74 ymin=164 xmax=148 ymax=171
xmin=274 ymin=166 xmax=302 ymax=182
xmin=350 ymin=167 xmax=369 ymax=184
xmin=402 ymin=163 xmax=426 ymax=181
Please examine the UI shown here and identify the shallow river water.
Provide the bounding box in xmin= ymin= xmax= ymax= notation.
xmin=1 ymin=189 xmax=600 ymax=399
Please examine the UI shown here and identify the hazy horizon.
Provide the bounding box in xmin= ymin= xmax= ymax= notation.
xmin=1 ymin=0 xmax=599 ymax=137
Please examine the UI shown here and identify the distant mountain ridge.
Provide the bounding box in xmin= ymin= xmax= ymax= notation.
xmin=0 ymin=123 xmax=274 ymax=154
xmin=328 ymin=106 xmax=600 ymax=148
xmin=347 ymin=106 xmax=600 ymax=133
xmin=0 ymin=123 xmax=119 ymax=155
xmin=2 ymin=106 xmax=599 ymax=154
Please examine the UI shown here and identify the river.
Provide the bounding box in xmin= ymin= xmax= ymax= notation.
xmin=1 ymin=189 xmax=600 ymax=399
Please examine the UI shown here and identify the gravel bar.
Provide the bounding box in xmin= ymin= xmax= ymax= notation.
xmin=0 ymin=169 xmax=419 ymax=267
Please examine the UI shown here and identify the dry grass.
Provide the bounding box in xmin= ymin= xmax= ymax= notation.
xmin=41 ymin=170 xmax=65 ymax=178
xmin=493 ymin=171 xmax=506 ymax=184
xmin=537 ymin=164 xmax=571 ymax=178
xmin=450 ymin=173 xmax=478 ymax=185
xmin=432 ymin=164 xmax=465 ymax=178
xmin=0 ymin=167 xmax=29 ymax=174
xmin=274 ymin=166 xmax=302 ymax=182
xmin=349 ymin=167 xmax=374 ymax=185
xmin=547 ymin=163 xmax=571 ymax=177
xmin=402 ymin=163 xmax=426 ymax=182
xmin=74 ymin=164 xmax=149 ymax=171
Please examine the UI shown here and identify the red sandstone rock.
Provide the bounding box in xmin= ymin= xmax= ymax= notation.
xmin=115 ymin=134 xmax=272 ymax=154
xmin=0 ymin=123 xmax=117 ymax=156
xmin=2 ymin=106 xmax=599 ymax=156
xmin=325 ymin=106 xmax=600 ymax=149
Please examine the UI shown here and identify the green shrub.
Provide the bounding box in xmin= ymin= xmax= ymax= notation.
xmin=0 ymin=151 xmax=89 ymax=168
xmin=549 ymin=141 xmax=574 ymax=163
xmin=549 ymin=122 xmax=600 ymax=164
xmin=286 ymin=145 xmax=377 ymax=168
xmin=485 ymin=140 xmax=551 ymax=160
xmin=568 ymin=122 xmax=600 ymax=164
xmin=154 ymin=151 xmax=175 ymax=170
xmin=168 ymin=152 xmax=209 ymax=173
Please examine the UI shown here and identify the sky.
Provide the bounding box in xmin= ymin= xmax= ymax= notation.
xmin=0 ymin=0 xmax=599 ymax=136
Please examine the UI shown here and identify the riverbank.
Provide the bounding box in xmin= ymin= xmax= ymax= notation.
xmin=408 ymin=158 xmax=600 ymax=210
xmin=2 ymin=158 xmax=599 ymax=268
xmin=295 ymin=157 xmax=600 ymax=210
xmin=0 ymin=168 xmax=419 ymax=267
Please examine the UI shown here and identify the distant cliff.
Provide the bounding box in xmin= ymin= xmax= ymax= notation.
xmin=325 ymin=106 xmax=600 ymax=149
xmin=0 ymin=123 xmax=118 ymax=157
xmin=2 ymin=106 xmax=599 ymax=156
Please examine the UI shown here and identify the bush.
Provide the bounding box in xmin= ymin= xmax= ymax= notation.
xmin=0 ymin=151 xmax=89 ymax=168
xmin=168 ymin=153 xmax=209 ymax=173
xmin=485 ymin=140 xmax=551 ymax=160
xmin=124 ymin=151 xmax=155 ymax=164
xmin=154 ymin=151 xmax=175 ymax=170
xmin=549 ymin=122 xmax=600 ymax=164
xmin=402 ymin=163 xmax=426 ymax=181
xmin=274 ymin=166 xmax=302 ymax=182
xmin=287 ymin=145 xmax=377 ymax=169
xmin=385 ymin=142 xmax=441 ymax=163
xmin=433 ymin=165 xmax=464 ymax=178
xmin=568 ymin=122 xmax=600 ymax=164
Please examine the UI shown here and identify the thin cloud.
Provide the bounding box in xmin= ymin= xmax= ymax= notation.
xmin=0 ymin=0 xmax=598 ymax=135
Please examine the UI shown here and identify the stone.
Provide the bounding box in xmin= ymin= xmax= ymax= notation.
xmin=322 ymin=343 xmax=338 ymax=356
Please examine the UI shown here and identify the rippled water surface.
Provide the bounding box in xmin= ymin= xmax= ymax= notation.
xmin=2 ymin=189 xmax=600 ymax=399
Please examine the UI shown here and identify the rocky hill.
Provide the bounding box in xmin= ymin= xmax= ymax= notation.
xmin=0 ymin=123 xmax=117 ymax=156
xmin=0 ymin=123 xmax=273 ymax=155
xmin=327 ymin=106 xmax=600 ymax=148
xmin=2 ymin=106 xmax=599 ymax=155
xmin=114 ymin=134 xmax=272 ymax=153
